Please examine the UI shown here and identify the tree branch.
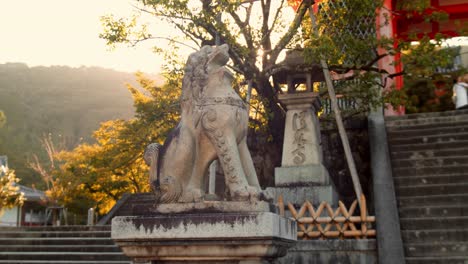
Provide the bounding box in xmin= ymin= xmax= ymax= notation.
xmin=129 ymin=36 xmax=198 ymax=51
xmin=195 ymin=2 xmax=249 ymax=74
xmin=268 ymin=0 xmax=311 ymax=68
xmin=227 ymin=9 xmax=254 ymax=50
xmin=262 ymin=0 xmax=286 ymax=45
xmin=261 ymin=0 xmax=272 ymax=68
xmin=131 ymin=3 xmax=192 ymax=21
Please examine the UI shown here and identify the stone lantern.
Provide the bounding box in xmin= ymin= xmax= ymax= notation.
xmin=270 ymin=49 xmax=337 ymax=205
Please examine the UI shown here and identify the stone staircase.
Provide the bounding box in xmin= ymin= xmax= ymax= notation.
xmin=386 ymin=109 xmax=468 ymax=264
xmin=0 ymin=225 xmax=130 ymax=264
xmin=98 ymin=193 xmax=155 ymax=225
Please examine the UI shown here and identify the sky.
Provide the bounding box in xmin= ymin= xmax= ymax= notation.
xmin=0 ymin=0 xmax=171 ymax=73
xmin=0 ymin=1 xmax=467 ymax=74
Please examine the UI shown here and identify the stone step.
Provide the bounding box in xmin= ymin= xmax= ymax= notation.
xmin=388 ymin=132 xmax=468 ymax=146
xmin=389 ymin=140 xmax=468 ymax=153
xmin=0 ymin=237 xmax=116 ymax=246
xmin=398 ymin=194 xmax=468 ymax=208
xmin=387 ymin=119 xmax=468 ymax=134
xmin=385 ymin=109 xmax=468 ymax=122
xmin=0 ymin=245 xmax=122 ymax=253
xmin=391 ymin=156 xmax=468 ymax=169
xmin=405 ymin=242 xmax=468 ymax=257
xmin=402 ymin=229 xmax=468 ymax=243
xmin=387 ymin=123 xmax=468 ymax=138
xmin=400 ymin=216 xmax=468 ymax=230
xmin=393 ymin=165 xmax=468 ymax=178
xmin=0 ymin=225 xmax=126 ymax=263
xmin=108 ymin=193 xmax=156 ymax=218
xmin=0 ymin=231 xmax=111 ymax=238
xmin=394 ymin=174 xmax=467 ymax=187
xmin=388 ymin=111 xmax=468 ymax=263
xmin=0 ymin=261 xmax=130 ymax=264
xmin=121 ymin=194 xmax=155 ymax=207
xmin=386 ymin=119 xmax=468 ymax=132
xmin=396 ymin=183 xmax=468 ymax=197
xmin=0 ymin=226 xmax=111 ymax=232
xmin=406 ymin=256 xmax=468 ymax=264
xmin=390 ymin=148 xmax=468 ymax=160
xmin=385 ymin=110 xmax=468 ymax=128
xmin=399 ymin=205 xmax=468 ymax=218
xmin=0 ymin=252 xmax=129 ymax=262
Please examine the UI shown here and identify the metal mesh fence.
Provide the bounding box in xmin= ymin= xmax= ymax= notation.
xmin=317 ymin=0 xmax=379 ymax=63
xmin=315 ymin=0 xmax=380 ymax=115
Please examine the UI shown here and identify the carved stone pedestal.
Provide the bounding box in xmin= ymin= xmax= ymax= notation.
xmin=111 ymin=201 xmax=296 ymax=264
xmin=271 ymin=92 xmax=337 ymax=205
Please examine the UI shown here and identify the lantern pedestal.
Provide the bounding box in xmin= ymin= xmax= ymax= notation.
xmin=111 ymin=202 xmax=296 ymax=264
xmin=271 ymin=92 xmax=337 ymax=205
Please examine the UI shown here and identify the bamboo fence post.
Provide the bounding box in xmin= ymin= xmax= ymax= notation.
xmin=308 ymin=4 xmax=364 ymax=209
xmin=280 ymin=196 xmax=375 ymax=239
xmin=278 ymin=195 xmax=285 ymax=217
xmin=360 ymin=194 xmax=368 ymax=238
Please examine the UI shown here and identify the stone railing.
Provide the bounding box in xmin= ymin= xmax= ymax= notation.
xmin=277 ymin=194 xmax=376 ymax=240
xmin=436 ymin=46 xmax=463 ymax=74
xmin=320 ymin=96 xmax=358 ymax=115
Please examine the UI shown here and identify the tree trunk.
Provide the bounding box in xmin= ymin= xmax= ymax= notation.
xmin=246 ymin=76 xmax=285 ymax=187
xmin=256 ymin=76 xmax=285 ymax=147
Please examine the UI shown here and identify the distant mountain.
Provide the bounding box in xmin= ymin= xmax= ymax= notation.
xmin=0 ymin=63 xmax=160 ymax=186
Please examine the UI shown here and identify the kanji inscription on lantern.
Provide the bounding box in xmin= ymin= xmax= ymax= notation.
xmin=275 ymin=92 xmax=332 ymax=187
xmin=292 ymin=111 xmax=307 ymax=165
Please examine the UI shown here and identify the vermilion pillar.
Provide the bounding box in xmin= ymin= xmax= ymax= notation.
xmin=377 ymin=0 xmax=405 ymax=116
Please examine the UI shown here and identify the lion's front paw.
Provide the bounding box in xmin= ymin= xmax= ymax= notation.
xmin=178 ymin=188 xmax=204 ymax=203
xmin=230 ymin=185 xmax=259 ymax=202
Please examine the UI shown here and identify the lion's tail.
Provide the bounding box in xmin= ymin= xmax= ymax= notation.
xmin=144 ymin=143 xmax=161 ymax=191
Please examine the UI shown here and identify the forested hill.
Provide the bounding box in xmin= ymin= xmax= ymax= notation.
xmin=0 ymin=63 xmax=156 ymax=186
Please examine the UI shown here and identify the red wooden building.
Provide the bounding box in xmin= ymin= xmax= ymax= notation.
xmin=393 ymin=0 xmax=468 ymax=41
xmin=289 ymin=0 xmax=468 ymax=114
xmin=379 ymin=0 xmax=467 ymax=114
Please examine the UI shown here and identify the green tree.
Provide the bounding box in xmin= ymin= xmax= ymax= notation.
xmin=395 ymin=38 xmax=462 ymax=113
xmin=0 ymin=111 xmax=5 ymax=128
xmin=0 ymin=112 xmax=24 ymax=211
xmin=100 ymin=0 xmax=316 ymax=153
xmin=28 ymin=134 xmax=74 ymax=207
xmin=0 ymin=170 xmax=24 ymax=210
xmin=49 ymin=72 xmax=180 ymax=216
xmin=304 ymin=0 xmax=464 ymax=113
xmin=0 ymin=64 xmax=138 ymax=187
xmin=100 ymin=1 xmax=465 ymax=172
xmin=47 ymin=0 xmax=463 ymax=217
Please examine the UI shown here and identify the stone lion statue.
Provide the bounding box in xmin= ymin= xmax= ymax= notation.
xmin=144 ymin=44 xmax=261 ymax=203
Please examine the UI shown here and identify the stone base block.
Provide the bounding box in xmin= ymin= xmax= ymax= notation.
xmin=275 ymin=164 xmax=330 ymax=186
xmin=265 ymin=186 xmax=338 ymax=206
xmin=277 ymin=239 xmax=377 ymax=264
xmin=112 ymin=211 xmax=296 ymax=263
xmin=132 ymin=200 xmax=276 ymax=215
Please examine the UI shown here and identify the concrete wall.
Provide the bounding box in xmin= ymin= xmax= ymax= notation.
xmin=278 ymin=239 xmax=377 ymax=264
xmin=320 ymin=117 xmax=371 ymax=206
xmin=0 ymin=206 xmax=18 ymax=226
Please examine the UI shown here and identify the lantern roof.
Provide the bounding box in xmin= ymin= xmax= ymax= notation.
xmin=272 ymin=49 xmax=324 ymax=84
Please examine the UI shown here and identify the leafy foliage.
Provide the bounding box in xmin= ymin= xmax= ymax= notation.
xmin=100 ymin=0 xmax=465 ymax=135
xmin=99 ymin=0 xmax=323 ymax=190
xmin=304 ymin=0 xmax=464 ymax=114
xmin=0 ymin=111 xmax=5 ymax=128
xmin=0 ymin=170 xmax=24 ymax=210
xmin=47 ymin=73 xmax=180 ymax=216
xmin=0 ymin=63 xmax=142 ymax=186
xmin=306 ymin=0 xmax=384 ymax=67
xmin=100 ymin=0 xmax=317 ymax=147
xmin=387 ymin=38 xmax=462 ymax=113
xmin=35 ymin=0 xmax=463 ymax=218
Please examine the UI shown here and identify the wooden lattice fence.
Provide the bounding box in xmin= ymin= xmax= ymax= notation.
xmin=277 ymin=194 xmax=376 ymax=240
